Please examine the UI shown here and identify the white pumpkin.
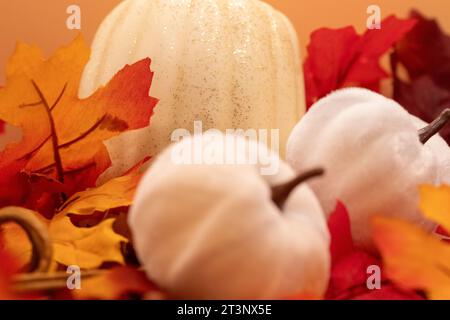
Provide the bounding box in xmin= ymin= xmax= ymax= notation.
xmin=129 ymin=133 xmax=330 ymax=299
xmin=286 ymin=88 xmax=450 ymax=250
xmin=79 ymin=0 xmax=304 ymax=181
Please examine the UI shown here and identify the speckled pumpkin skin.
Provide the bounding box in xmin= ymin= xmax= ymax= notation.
xmin=79 ymin=0 xmax=305 ymax=180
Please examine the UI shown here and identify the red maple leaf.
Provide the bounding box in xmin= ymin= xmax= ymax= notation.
xmin=304 ymin=16 xmax=416 ymax=108
xmin=392 ymin=10 xmax=450 ymax=144
xmin=326 ymin=202 xmax=424 ymax=300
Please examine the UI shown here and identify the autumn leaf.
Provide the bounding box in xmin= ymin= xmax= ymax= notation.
xmin=373 ymin=185 xmax=450 ymax=300
xmin=350 ymin=284 xmax=424 ymax=300
xmin=391 ymin=75 xmax=450 ymax=144
xmin=0 ymin=253 xmax=41 ymax=300
xmin=0 ymin=212 xmax=49 ymax=269
xmin=1 ymin=167 xmax=142 ymax=270
xmin=327 ymin=201 xmax=353 ymax=263
xmin=0 ymin=241 xmax=20 ymax=299
xmin=326 ymin=202 xmax=424 ymax=300
xmin=56 ymin=167 xmax=141 ymax=217
xmin=0 ymin=36 xmax=158 ymax=217
xmin=326 ymin=202 xmax=382 ymax=299
xmin=1 ymin=231 xmax=44 ymax=299
xmin=392 ymin=10 xmax=450 ymax=144
xmin=50 ymin=219 xmax=126 ymax=269
xmin=0 ymin=84 xmax=5 ymax=135
xmin=395 ymin=10 xmax=450 ymax=88
xmin=48 ymin=168 xmax=142 ymax=269
xmin=373 ymin=218 xmax=450 ymax=299
xmin=74 ymin=266 xmax=160 ymax=300
xmin=304 ymin=15 xmax=416 ymax=108
xmin=419 ymin=185 xmax=450 ymax=231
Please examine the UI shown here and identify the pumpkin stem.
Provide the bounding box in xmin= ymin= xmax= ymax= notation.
xmin=419 ymin=108 xmax=450 ymax=144
xmin=271 ymin=168 xmax=325 ymax=209
xmin=0 ymin=207 xmax=53 ymax=273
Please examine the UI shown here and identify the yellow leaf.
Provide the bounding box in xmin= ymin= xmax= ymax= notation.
xmin=2 ymin=170 xmax=140 ymax=269
xmin=419 ymin=184 xmax=450 ymax=232
xmin=373 ymin=216 xmax=450 ymax=300
xmin=51 ymin=218 xmax=126 ymax=269
xmin=58 ymin=173 xmax=140 ymax=217
xmin=48 ymin=170 xmax=141 ymax=268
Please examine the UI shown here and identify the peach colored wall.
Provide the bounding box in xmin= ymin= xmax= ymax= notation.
xmin=1 ymin=0 xmax=450 ymax=84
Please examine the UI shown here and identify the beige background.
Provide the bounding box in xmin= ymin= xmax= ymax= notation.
xmin=1 ymin=0 xmax=450 ymax=84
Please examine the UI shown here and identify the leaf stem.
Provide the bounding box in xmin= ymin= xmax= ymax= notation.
xmin=58 ymin=115 xmax=106 ymax=149
xmin=30 ymin=80 xmax=66 ymax=184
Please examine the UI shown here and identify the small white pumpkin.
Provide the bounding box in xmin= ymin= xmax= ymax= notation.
xmin=79 ymin=0 xmax=305 ymax=181
xmin=129 ymin=133 xmax=330 ymax=299
xmin=286 ymin=88 xmax=450 ymax=249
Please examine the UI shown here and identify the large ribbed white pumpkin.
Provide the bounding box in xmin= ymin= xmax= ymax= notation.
xmin=79 ymin=0 xmax=304 ymax=180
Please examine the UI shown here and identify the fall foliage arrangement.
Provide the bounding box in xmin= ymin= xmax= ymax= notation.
xmin=0 ymin=0 xmax=450 ymax=300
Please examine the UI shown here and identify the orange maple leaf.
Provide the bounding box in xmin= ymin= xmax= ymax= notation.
xmin=0 ymin=36 xmax=158 ymax=217
xmin=372 ymin=185 xmax=450 ymax=300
